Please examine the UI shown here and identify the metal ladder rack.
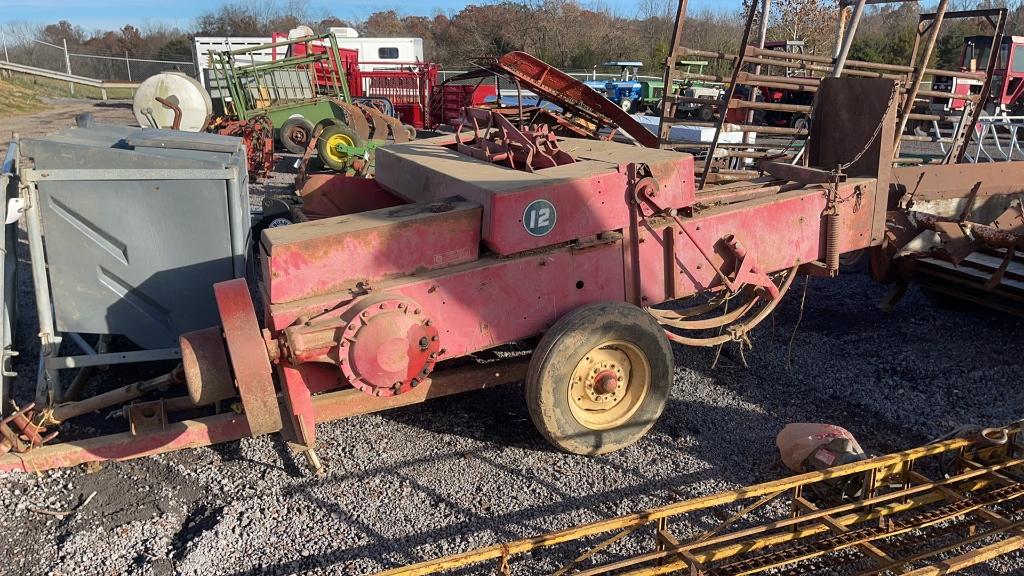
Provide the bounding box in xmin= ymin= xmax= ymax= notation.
xmin=656 ymin=1 xmax=1006 ymax=189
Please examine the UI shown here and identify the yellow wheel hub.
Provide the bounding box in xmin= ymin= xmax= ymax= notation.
xmin=568 ymin=340 xmax=650 ymax=430
xmin=324 ymin=133 xmax=355 ymax=163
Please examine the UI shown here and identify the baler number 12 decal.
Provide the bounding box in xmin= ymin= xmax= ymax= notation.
xmin=523 ymin=199 xmax=557 ymax=237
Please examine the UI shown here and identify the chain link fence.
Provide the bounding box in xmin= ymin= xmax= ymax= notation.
xmin=0 ymin=24 xmax=195 ymax=84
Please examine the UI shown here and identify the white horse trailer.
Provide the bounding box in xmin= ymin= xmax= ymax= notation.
xmin=193 ymin=28 xmax=425 ymax=97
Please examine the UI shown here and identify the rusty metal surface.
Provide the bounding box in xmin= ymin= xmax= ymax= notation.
xmin=756 ymin=161 xmax=844 ymax=185
xmin=373 ymin=136 xmax=695 ymax=256
xmin=454 ymin=107 xmax=577 ymax=172
xmin=808 ymin=77 xmax=897 ymax=248
xmin=213 ymin=279 xmax=282 ymax=437
xmin=126 ymin=400 xmax=168 ymax=436
xmin=211 ymin=116 xmax=274 ymax=180
xmin=334 ymin=99 xmax=371 ymax=141
xmin=311 ymin=358 xmax=530 ymax=422
xmin=638 ymin=181 xmax=876 ymax=304
xmin=279 ymin=294 xmax=441 ymax=397
xmin=261 ymin=198 xmax=482 ymax=305
xmin=912 ymin=212 xmax=1024 ymax=251
xmin=267 ymin=240 xmax=627 ymax=362
xmin=0 ymin=412 xmax=254 ymax=472
xmin=494 ymin=51 xmax=659 ymax=148
xmin=277 ymin=364 xmax=317 ymax=455
xmin=179 ymin=326 xmax=236 ymax=406
xmin=892 ymin=163 xmax=1024 ymax=204
xmin=0 ymin=359 xmax=530 ymax=472
xmin=295 ymin=173 xmax=405 ymax=219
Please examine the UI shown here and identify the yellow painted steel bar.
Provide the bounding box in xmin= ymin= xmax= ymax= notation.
xmin=902 ymin=533 xmax=1024 ymax=576
xmin=374 ymin=433 xmax=1009 ymax=576
xmin=582 ymin=479 xmax=997 ymax=576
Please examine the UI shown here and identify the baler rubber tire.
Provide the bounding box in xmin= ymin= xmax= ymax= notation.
xmin=525 ymin=301 xmax=673 ymax=455
xmin=280 ymin=116 xmax=315 ymax=154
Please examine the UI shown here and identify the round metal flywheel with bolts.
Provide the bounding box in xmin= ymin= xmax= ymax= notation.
xmin=526 ymin=301 xmax=673 ymax=455
xmin=279 ymin=116 xmax=315 ymax=154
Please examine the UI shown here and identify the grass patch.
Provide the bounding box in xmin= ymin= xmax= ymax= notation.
xmin=3 ymin=72 xmax=135 ymax=101
xmin=0 ymin=77 xmax=46 ymax=117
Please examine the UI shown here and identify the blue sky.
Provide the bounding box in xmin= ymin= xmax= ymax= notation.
xmin=4 ymin=0 xmax=739 ymax=31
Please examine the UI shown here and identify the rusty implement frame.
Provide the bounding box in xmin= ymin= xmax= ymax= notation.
xmin=485 ymin=51 xmax=659 ymax=147
xmin=376 ymin=425 xmax=1024 ymax=576
xmin=0 ymin=359 xmax=529 ymax=472
xmin=658 ymin=1 xmax=1008 ymax=184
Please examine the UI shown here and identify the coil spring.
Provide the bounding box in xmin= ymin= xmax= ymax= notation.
xmin=826 ymin=211 xmax=841 ymax=274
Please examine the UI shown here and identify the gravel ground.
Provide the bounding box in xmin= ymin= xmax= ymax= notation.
xmin=0 ymin=100 xmax=1022 ymax=576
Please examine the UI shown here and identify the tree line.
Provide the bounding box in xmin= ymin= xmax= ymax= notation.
xmin=6 ymin=0 xmax=1024 ymax=81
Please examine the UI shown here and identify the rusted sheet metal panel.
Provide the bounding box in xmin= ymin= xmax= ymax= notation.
xmin=261 ymin=199 xmax=482 ymax=304
xmin=214 ymin=279 xmax=283 ymax=436
xmin=496 ymin=51 xmax=660 ymax=148
xmin=296 ymin=173 xmax=405 ymax=219
xmin=891 ymin=162 xmax=1024 ymax=203
xmin=310 ymin=359 xmax=530 ymax=421
xmin=375 ymin=137 xmax=695 ymax=255
xmin=638 ymin=181 xmax=876 ymax=303
xmin=808 ymin=77 xmax=896 ymax=248
xmin=267 ymin=241 xmax=626 ymax=362
xmin=0 ymin=413 xmax=253 ymax=472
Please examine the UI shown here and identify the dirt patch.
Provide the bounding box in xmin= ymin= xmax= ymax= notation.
xmin=0 ymin=97 xmax=135 ymax=154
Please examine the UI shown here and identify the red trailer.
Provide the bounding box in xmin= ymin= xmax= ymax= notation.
xmin=271 ymin=32 xmax=439 ymax=129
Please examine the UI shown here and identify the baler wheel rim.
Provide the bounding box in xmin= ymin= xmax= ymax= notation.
xmin=567 ymin=340 xmax=650 ymax=430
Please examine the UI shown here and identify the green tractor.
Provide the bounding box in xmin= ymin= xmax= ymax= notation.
xmin=643 ymin=60 xmax=721 ymax=120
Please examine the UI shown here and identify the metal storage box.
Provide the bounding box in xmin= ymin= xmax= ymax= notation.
xmin=21 ymin=126 xmax=249 ymax=350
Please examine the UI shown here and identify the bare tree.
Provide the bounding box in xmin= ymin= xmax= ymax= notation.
xmin=770 ymin=0 xmax=839 ymax=54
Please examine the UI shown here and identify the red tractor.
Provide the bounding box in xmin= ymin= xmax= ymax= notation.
xmin=753 ymin=40 xmax=815 ymax=130
xmin=931 ymin=34 xmax=1024 ymax=116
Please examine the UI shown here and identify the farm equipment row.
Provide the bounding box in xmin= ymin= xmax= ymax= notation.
xmin=135 ymin=32 xmax=429 ymax=179
xmin=207 ymin=32 xmax=418 ymax=176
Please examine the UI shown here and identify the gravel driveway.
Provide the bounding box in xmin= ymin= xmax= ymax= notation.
xmin=0 ymin=100 xmax=1021 ymax=576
